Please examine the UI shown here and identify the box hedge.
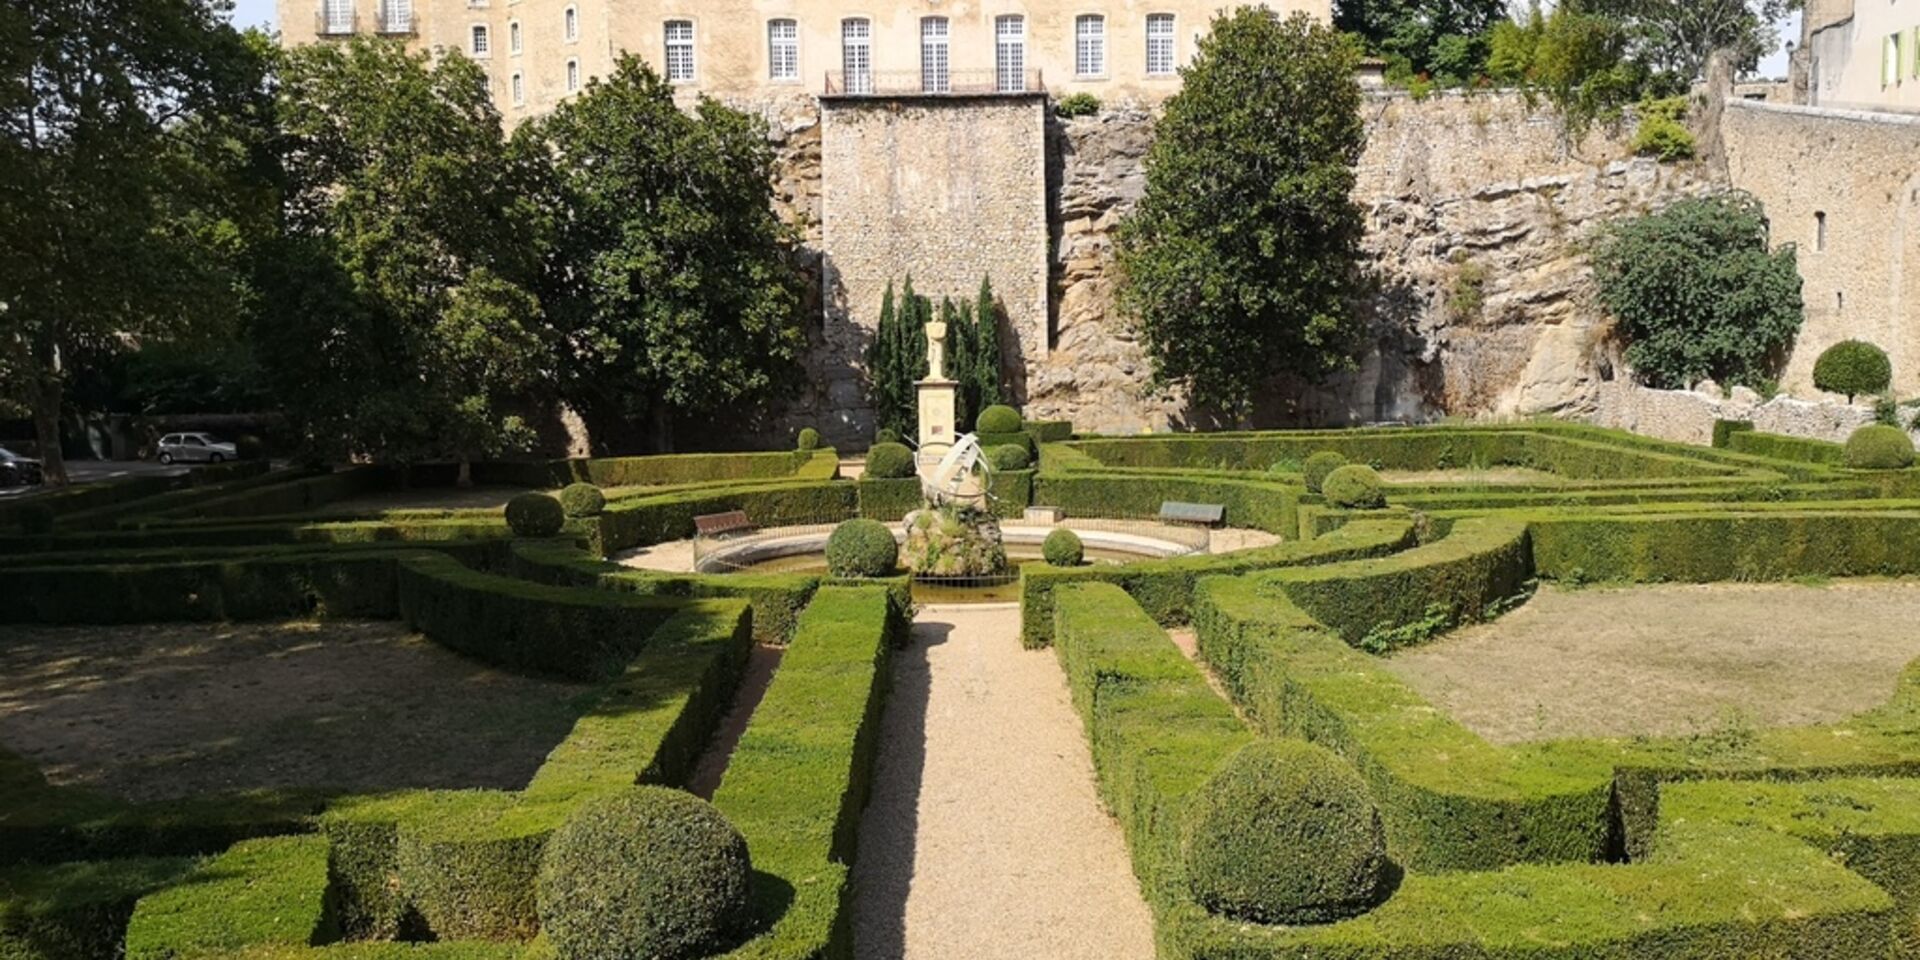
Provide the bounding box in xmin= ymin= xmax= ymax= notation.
xmin=0 ymin=857 xmax=194 ymax=960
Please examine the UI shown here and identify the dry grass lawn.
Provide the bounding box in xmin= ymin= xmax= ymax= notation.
xmin=1385 ymin=581 xmax=1920 ymax=744
xmin=0 ymin=621 xmax=594 ymax=802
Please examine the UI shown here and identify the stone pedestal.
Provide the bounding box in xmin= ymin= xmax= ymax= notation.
xmin=917 ymin=378 xmax=958 ymax=461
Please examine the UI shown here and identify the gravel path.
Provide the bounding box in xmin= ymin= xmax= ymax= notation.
xmin=852 ymin=604 xmax=1156 ymax=960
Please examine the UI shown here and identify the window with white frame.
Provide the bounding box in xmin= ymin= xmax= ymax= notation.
xmin=1146 ymin=13 xmax=1174 ymax=75
xmin=470 ymin=23 xmax=490 ymax=56
xmin=563 ymin=5 xmax=578 ymax=41
xmin=665 ymin=20 xmax=694 ymax=81
xmin=511 ymin=71 xmax=524 ymax=104
xmin=566 ymin=58 xmax=580 ymax=91
xmin=769 ymin=19 xmax=798 ymax=80
xmin=995 ymin=15 xmax=1025 ymax=92
xmin=378 ymin=0 xmax=410 ymax=33
xmin=921 ymin=17 xmax=949 ymax=93
xmin=321 ymin=0 xmax=353 ymax=33
xmin=1885 ymin=32 xmax=1904 ymax=88
xmin=508 ymin=20 xmax=521 ymax=53
xmin=1075 ymin=15 xmax=1105 ymax=77
xmin=842 ymin=18 xmax=872 ymax=94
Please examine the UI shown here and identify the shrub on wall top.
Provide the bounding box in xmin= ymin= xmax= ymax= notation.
xmin=1630 ymin=96 xmax=1695 ymax=162
xmin=1813 ymin=340 xmax=1892 ymax=401
xmin=1322 ymin=464 xmax=1386 ymax=509
xmin=1303 ymin=450 xmax=1349 ymax=493
xmin=537 ymin=786 xmax=751 ymax=960
xmin=1182 ymin=739 xmax=1390 ymax=924
xmin=976 ymin=404 xmax=1023 ymax=435
xmin=1844 ymin=424 xmax=1915 ymax=469
xmin=865 ymin=442 xmax=916 ymax=479
xmin=825 ymin=518 xmax=899 ymax=578
xmin=558 ymin=482 xmax=606 ymax=518
xmin=1055 ymin=92 xmax=1102 ymax=117
xmin=505 ymin=492 xmax=566 ymax=537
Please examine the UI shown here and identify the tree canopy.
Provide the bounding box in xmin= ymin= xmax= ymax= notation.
xmin=1115 ymin=9 xmax=1369 ymax=420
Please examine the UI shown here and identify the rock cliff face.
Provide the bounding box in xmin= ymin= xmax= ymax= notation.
xmin=1025 ymin=93 xmax=1714 ymax=433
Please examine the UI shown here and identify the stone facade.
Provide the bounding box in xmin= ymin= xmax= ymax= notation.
xmin=1591 ymin=381 xmax=1881 ymax=447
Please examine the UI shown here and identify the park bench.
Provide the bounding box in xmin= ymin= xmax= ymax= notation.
xmin=693 ymin=510 xmax=756 ymax=538
xmin=1158 ymin=501 xmax=1225 ymax=526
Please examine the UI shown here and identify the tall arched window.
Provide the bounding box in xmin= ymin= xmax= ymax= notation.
xmin=921 ymin=17 xmax=950 ymax=93
xmin=769 ymin=19 xmax=799 ymax=80
xmin=664 ymin=20 xmax=694 ymax=81
xmin=842 ymin=18 xmax=872 ymax=94
xmin=563 ymin=5 xmax=578 ymax=41
xmin=1075 ymin=15 xmax=1105 ymax=78
xmin=508 ymin=19 xmax=522 ymax=54
xmin=995 ymin=15 xmax=1026 ymax=92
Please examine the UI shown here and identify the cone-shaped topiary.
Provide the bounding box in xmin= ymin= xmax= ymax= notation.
xmin=797 ymin=427 xmax=822 ymax=451
xmin=558 ymin=482 xmax=606 ymax=518
xmin=1183 ymin=739 xmax=1391 ymax=925
xmin=1042 ymin=528 xmax=1084 ymax=566
xmin=825 ymin=518 xmax=899 ymax=577
xmin=865 ymin=442 xmax=916 ymax=479
xmin=537 ymin=786 xmax=751 ymax=960
xmin=986 ymin=444 xmax=1031 ymax=471
xmin=1814 ymin=340 xmax=1892 ymax=401
xmin=1845 ymin=424 xmax=1916 ymax=469
xmin=1302 ymin=450 xmax=1348 ymax=493
xmin=976 ymin=404 xmax=1023 ymax=434
xmin=1322 ymin=464 xmax=1385 ymax=509
xmin=505 ymin=493 xmax=565 ymax=537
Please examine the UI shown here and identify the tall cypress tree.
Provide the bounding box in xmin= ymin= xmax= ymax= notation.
xmin=866 ymin=281 xmax=900 ymax=437
xmin=973 ymin=276 xmax=1004 ymax=414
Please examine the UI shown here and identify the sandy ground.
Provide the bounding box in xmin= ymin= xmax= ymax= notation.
xmin=0 ymin=621 xmax=592 ymax=802
xmin=1385 ymin=581 xmax=1920 ymax=744
xmin=852 ymin=604 xmax=1156 ymax=960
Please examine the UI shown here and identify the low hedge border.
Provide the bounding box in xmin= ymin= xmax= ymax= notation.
xmin=1527 ymin=507 xmax=1920 ymax=583
xmin=590 ymin=480 xmax=858 ymax=557
xmin=0 ymin=551 xmax=423 ymax=624
xmin=1034 ymin=473 xmax=1304 ymax=538
xmin=0 ymin=461 xmax=272 ymax=534
xmin=1056 ymin=583 xmax=1898 ymax=959
xmin=0 ymin=517 xmax=511 ymax=556
xmin=58 ymin=467 xmax=314 ymax=532
xmin=504 ymin=540 xmax=819 ymax=644
xmin=1728 ymin=429 xmax=1848 ymax=465
xmin=1017 ymin=518 xmax=1415 ymax=648
xmin=0 ymin=857 xmax=195 ymax=960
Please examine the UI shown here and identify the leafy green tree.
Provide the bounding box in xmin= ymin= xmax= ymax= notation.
xmin=1 ymin=0 xmax=267 ymax=483
xmin=1336 ymin=0 xmax=1507 ymax=79
xmin=1115 ymin=9 xmax=1368 ymax=420
xmin=1484 ymin=3 xmax=1650 ymax=140
xmin=1591 ymin=191 xmax=1803 ymax=390
xmin=263 ymin=38 xmax=549 ymax=475
xmin=529 ymin=55 xmax=804 ymax=451
xmin=1584 ymin=0 xmax=1789 ymax=83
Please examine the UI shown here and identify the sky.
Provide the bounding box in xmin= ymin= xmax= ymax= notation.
xmin=218 ymin=4 xmax=1803 ymax=78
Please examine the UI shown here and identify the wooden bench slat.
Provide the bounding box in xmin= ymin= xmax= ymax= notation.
xmin=694 ymin=510 xmax=755 ymax=537
xmin=1158 ymin=501 xmax=1225 ymax=525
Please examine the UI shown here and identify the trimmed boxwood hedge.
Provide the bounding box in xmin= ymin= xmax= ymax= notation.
xmin=1034 ymin=473 xmax=1304 ymax=538
xmin=590 ymin=480 xmax=858 ymax=557
xmin=0 ymin=857 xmax=194 ymax=960
xmin=0 ymin=551 xmax=421 ymax=624
xmin=505 ymin=540 xmax=818 ymax=645
xmin=1728 ymin=429 xmax=1848 ymax=466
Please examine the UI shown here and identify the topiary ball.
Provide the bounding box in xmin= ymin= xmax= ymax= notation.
xmin=976 ymin=404 xmax=1023 ymax=434
xmin=875 ymin=427 xmax=902 ymax=446
xmin=986 ymin=444 xmax=1031 ymax=472
xmin=504 ymin=492 xmax=566 ymax=537
xmin=1302 ymin=451 xmax=1349 ymax=494
xmin=1042 ymin=528 xmax=1084 ymax=567
xmin=825 ymin=518 xmax=898 ymax=578
xmin=557 ymin=482 xmax=607 ymax=518
xmin=1814 ymin=340 xmax=1893 ymax=400
xmin=537 ymin=786 xmax=751 ymax=960
xmin=865 ymin=442 xmax=916 ymax=479
xmin=797 ymin=427 xmax=822 ymax=451
xmin=1322 ymin=464 xmax=1386 ymax=509
xmin=1845 ymin=424 xmax=1916 ymax=470
xmin=1183 ymin=740 xmax=1390 ymax=925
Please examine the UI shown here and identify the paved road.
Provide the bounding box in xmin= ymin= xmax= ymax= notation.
xmin=0 ymin=460 xmax=190 ymax=500
xmin=851 ymin=604 xmax=1156 ymax=960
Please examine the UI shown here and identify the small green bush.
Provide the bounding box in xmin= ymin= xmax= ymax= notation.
xmin=875 ymin=427 xmax=901 ymax=446
xmin=1630 ymin=96 xmax=1695 ymax=162
xmin=504 ymin=493 xmax=566 ymax=537
xmin=986 ymin=444 xmax=1031 ymax=472
xmin=1042 ymin=528 xmax=1084 ymax=567
xmin=1813 ymin=340 xmax=1892 ymax=401
xmin=1303 ymin=451 xmax=1349 ymax=493
xmin=825 ymin=518 xmax=898 ymax=578
xmin=864 ymin=442 xmax=916 ymax=480
xmin=976 ymin=404 xmax=1023 ymax=434
xmin=537 ymin=786 xmax=751 ymax=960
xmin=1055 ymin=92 xmax=1102 ymax=117
xmin=1844 ymin=424 xmax=1915 ymax=470
xmin=558 ymin=482 xmax=606 ymax=518
xmin=1182 ymin=739 xmax=1390 ymax=924
xmin=796 ymin=427 xmax=822 ymax=451
xmin=1322 ymin=464 xmax=1386 ymax=509
xmin=17 ymin=503 xmax=55 ymax=535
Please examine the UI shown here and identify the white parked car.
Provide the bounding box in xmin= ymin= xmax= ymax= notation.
xmin=156 ymin=432 xmax=239 ymax=465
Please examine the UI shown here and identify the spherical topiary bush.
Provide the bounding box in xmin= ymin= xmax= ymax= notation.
xmin=976 ymin=404 xmax=1023 ymax=434
xmin=1321 ymin=464 xmax=1386 ymax=509
xmin=825 ymin=518 xmax=899 ymax=578
xmin=558 ymin=482 xmax=606 ymax=518
xmin=1183 ymin=740 xmax=1391 ymax=925
xmin=537 ymin=786 xmax=751 ymax=960
xmin=986 ymin=444 xmax=1031 ymax=472
xmin=1845 ymin=424 xmax=1916 ymax=470
xmin=875 ymin=427 xmax=902 ymax=446
xmin=1814 ymin=340 xmax=1893 ymax=401
xmin=864 ymin=442 xmax=916 ymax=479
xmin=504 ymin=492 xmax=566 ymax=537
xmin=1302 ymin=451 xmax=1349 ymax=494
xmin=796 ymin=426 xmax=822 ymax=451
xmin=1042 ymin=528 xmax=1084 ymax=567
